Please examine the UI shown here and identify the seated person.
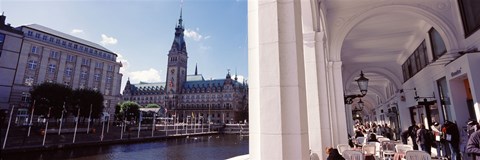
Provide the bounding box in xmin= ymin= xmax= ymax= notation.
xmin=326 ymin=147 xmax=345 ymax=160
xmin=367 ymin=133 xmax=379 ymax=142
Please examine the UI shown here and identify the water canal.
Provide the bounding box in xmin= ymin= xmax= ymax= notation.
xmin=1 ymin=134 xmax=248 ymax=160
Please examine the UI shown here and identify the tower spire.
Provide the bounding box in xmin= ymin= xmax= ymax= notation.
xmin=195 ymin=63 xmax=198 ymax=75
xmin=235 ymin=68 xmax=238 ymax=81
xmin=178 ymin=0 xmax=183 ymax=28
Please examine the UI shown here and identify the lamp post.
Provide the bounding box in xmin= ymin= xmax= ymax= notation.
xmin=344 ymin=71 xmax=369 ymax=104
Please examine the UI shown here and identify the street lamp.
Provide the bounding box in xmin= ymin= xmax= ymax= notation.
xmin=344 ymin=71 xmax=369 ymax=104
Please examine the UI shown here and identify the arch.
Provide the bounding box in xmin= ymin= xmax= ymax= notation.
xmin=330 ymin=4 xmax=460 ymax=62
xmin=344 ymin=67 xmax=402 ymax=92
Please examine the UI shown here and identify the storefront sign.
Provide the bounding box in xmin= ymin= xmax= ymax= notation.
xmin=451 ymin=67 xmax=462 ymax=77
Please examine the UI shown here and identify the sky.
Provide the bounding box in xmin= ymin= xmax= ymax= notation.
xmin=0 ymin=0 xmax=248 ymax=92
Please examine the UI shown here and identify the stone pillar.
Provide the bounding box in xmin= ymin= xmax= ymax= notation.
xmin=303 ymin=31 xmax=332 ymax=158
xmin=249 ymin=0 xmax=309 ymax=159
xmin=327 ymin=61 xmax=349 ymax=145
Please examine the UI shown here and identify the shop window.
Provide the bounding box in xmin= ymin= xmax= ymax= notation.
xmin=458 ymin=0 xmax=480 ymax=37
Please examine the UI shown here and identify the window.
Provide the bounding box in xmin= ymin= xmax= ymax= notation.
xmin=81 ymin=71 xmax=87 ymax=79
xmin=48 ymin=64 xmax=56 ymax=73
xmin=429 ymin=28 xmax=447 ymax=60
xmin=24 ymin=77 xmax=34 ymax=86
xmin=95 ymin=62 xmax=103 ymax=68
xmin=27 ymin=60 xmax=38 ymax=70
xmin=49 ymin=37 xmax=54 ymax=42
xmin=94 ymin=74 xmax=101 ymax=81
xmin=56 ymin=39 xmax=60 ymax=44
xmin=0 ymin=33 xmax=4 ymax=56
xmin=108 ymin=65 xmax=114 ymax=71
xmin=42 ymin=35 xmax=48 ymax=41
xmin=107 ymin=76 xmax=112 ymax=83
xmin=73 ymin=44 xmax=78 ymax=49
xmin=68 ymin=43 xmax=72 ymax=48
xmin=62 ymin=41 xmax=66 ymax=46
xmin=50 ymin=51 xmax=59 ymax=59
xmin=66 ymin=54 xmax=75 ymax=62
xmin=401 ymin=40 xmax=429 ymax=81
xmin=65 ymin=68 xmax=72 ymax=77
xmin=458 ymin=0 xmax=480 ymax=37
xmin=82 ymin=58 xmax=90 ymax=65
xmin=27 ymin=31 xmax=33 ymax=36
xmin=21 ymin=92 xmax=31 ymax=103
xmin=35 ymin=33 xmax=40 ymax=39
xmin=80 ymin=83 xmax=85 ymax=89
xmin=79 ymin=46 xmax=83 ymax=51
xmin=31 ymin=46 xmax=38 ymax=54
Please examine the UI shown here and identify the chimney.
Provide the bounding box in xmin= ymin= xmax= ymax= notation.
xmin=0 ymin=12 xmax=6 ymax=27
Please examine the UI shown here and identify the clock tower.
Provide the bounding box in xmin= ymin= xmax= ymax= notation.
xmin=165 ymin=8 xmax=188 ymax=110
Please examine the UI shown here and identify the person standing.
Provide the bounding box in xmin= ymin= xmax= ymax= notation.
xmin=408 ymin=123 xmax=419 ymax=150
xmin=467 ymin=127 xmax=480 ymax=160
xmin=416 ymin=123 xmax=432 ymax=154
xmin=443 ymin=120 xmax=461 ymax=160
xmin=431 ymin=122 xmax=445 ymax=158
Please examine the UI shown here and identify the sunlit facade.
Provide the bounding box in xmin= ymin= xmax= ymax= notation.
xmin=248 ymin=0 xmax=480 ymax=159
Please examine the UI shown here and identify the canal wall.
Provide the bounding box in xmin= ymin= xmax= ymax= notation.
xmin=223 ymin=124 xmax=248 ymax=134
xmin=0 ymin=132 xmax=218 ymax=154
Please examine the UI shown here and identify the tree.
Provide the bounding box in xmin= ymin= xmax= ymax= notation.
xmin=120 ymin=101 xmax=140 ymax=121
xmin=71 ymin=89 xmax=104 ymax=120
xmin=30 ymin=83 xmax=72 ymax=118
xmin=114 ymin=103 xmax=122 ymax=121
xmin=145 ymin=104 xmax=160 ymax=108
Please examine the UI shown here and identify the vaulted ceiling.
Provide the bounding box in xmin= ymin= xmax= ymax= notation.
xmin=325 ymin=0 xmax=434 ymax=111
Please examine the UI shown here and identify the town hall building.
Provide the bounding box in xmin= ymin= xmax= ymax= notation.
xmin=122 ymin=11 xmax=248 ymax=124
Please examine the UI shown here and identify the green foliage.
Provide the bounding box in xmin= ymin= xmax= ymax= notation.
xmin=145 ymin=104 xmax=160 ymax=108
xmin=30 ymin=83 xmax=72 ymax=118
xmin=71 ymin=89 xmax=104 ymax=119
xmin=120 ymin=101 xmax=140 ymax=121
xmin=29 ymin=83 xmax=105 ymax=120
xmin=114 ymin=103 xmax=122 ymax=120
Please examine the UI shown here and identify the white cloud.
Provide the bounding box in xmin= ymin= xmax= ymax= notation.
xmin=116 ymin=53 xmax=129 ymax=74
xmin=128 ymin=68 xmax=162 ymax=83
xmin=71 ymin=29 xmax=84 ymax=34
xmin=184 ymin=28 xmax=210 ymax=41
xmin=100 ymin=34 xmax=118 ymax=45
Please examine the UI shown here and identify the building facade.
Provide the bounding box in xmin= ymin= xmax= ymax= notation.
xmin=0 ymin=14 xmax=123 ymax=115
xmin=122 ymin=12 xmax=248 ymax=124
xmin=248 ymin=0 xmax=480 ymax=159
xmin=0 ymin=14 xmax=24 ymax=110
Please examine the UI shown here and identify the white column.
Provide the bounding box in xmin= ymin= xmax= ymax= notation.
xmin=303 ymin=31 xmax=324 ymax=157
xmin=249 ymin=0 xmax=309 ymax=159
xmin=327 ymin=61 xmax=349 ymax=145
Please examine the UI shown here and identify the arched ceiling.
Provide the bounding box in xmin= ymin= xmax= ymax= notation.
xmin=328 ymin=1 xmax=432 ymax=111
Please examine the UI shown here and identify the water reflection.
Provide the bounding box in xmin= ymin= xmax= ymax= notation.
xmin=1 ymin=135 xmax=248 ymax=160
